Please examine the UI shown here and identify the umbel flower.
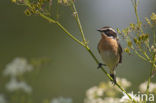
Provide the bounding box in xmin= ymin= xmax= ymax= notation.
xmin=84 ymin=77 xmax=131 ymax=103
xmin=6 ymin=77 xmax=32 ymax=93
xmin=139 ymin=81 xmax=156 ymax=93
xmin=0 ymin=94 xmax=7 ymax=103
xmin=3 ymin=57 xmax=33 ymax=77
xmin=51 ymin=97 xmax=72 ymax=103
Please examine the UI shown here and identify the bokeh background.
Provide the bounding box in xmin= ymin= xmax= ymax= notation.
xmin=0 ymin=0 xmax=156 ymax=103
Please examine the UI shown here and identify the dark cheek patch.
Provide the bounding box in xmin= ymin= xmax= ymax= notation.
xmin=108 ymin=31 xmax=116 ymax=38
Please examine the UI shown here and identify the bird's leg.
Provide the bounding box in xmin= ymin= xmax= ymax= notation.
xmin=97 ymin=63 xmax=106 ymax=69
xmin=110 ymin=74 xmax=117 ymax=85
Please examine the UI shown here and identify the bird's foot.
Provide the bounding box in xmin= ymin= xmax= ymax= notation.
xmin=97 ymin=63 xmax=106 ymax=69
xmin=110 ymin=74 xmax=117 ymax=85
xmin=111 ymin=79 xmax=117 ymax=86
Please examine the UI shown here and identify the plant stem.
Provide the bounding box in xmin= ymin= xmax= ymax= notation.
xmin=135 ymin=0 xmax=140 ymax=24
xmin=146 ymin=54 xmax=156 ymax=97
xmin=132 ymin=0 xmax=156 ymax=98
xmin=37 ymin=12 xmax=86 ymax=47
xmin=71 ymin=2 xmax=87 ymax=45
xmin=25 ymin=2 xmax=136 ymax=103
xmin=153 ymin=29 xmax=156 ymax=44
xmin=56 ymin=21 xmax=86 ymax=47
xmin=86 ymin=47 xmax=136 ymax=102
xmin=71 ymin=2 xmax=136 ymax=101
xmin=131 ymin=0 xmax=140 ymax=24
xmin=132 ymin=48 xmax=148 ymax=62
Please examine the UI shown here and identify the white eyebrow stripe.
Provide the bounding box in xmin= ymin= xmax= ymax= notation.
xmin=108 ymin=28 xmax=116 ymax=32
xmin=100 ymin=27 xmax=116 ymax=33
xmin=100 ymin=28 xmax=108 ymax=30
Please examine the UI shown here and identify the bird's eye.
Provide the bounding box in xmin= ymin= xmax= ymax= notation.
xmin=104 ymin=30 xmax=110 ymax=35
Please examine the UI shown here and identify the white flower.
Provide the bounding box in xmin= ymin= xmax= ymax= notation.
xmin=86 ymin=86 xmax=104 ymax=99
xmin=3 ymin=57 xmax=33 ymax=77
xmin=84 ymin=97 xmax=120 ymax=103
xmin=96 ymin=88 xmax=104 ymax=96
xmin=84 ymin=98 xmax=104 ymax=103
xmin=103 ymin=97 xmax=120 ymax=103
xmin=139 ymin=81 xmax=156 ymax=93
xmin=139 ymin=82 xmax=147 ymax=92
xmin=116 ymin=77 xmax=131 ymax=88
xmin=51 ymin=97 xmax=72 ymax=103
xmin=120 ymin=92 xmax=140 ymax=102
xmin=0 ymin=94 xmax=6 ymax=103
xmin=84 ymin=78 xmax=131 ymax=103
xmin=6 ymin=77 xmax=32 ymax=93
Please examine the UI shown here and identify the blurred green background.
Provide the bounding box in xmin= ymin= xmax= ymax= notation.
xmin=0 ymin=0 xmax=156 ymax=103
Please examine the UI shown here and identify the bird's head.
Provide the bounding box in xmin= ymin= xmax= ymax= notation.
xmin=97 ymin=26 xmax=117 ymax=39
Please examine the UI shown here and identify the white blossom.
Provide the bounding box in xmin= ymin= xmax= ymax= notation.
xmin=84 ymin=98 xmax=104 ymax=103
xmin=3 ymin=57 xmax=33 ymax=77
xmin=84 ymin=97 xmax=120 ymax=103
xmin=0 ymin=94 xmax=6 ymax=103
xmin=84 ymin=78 xmax=132 ymax=103
xmin=116 ymin=77 xmax=131 ymax=89
xmin=139 ymin=81 xmax=156 ymax=93
xmin=86 ymin=86 xmax=104 ymax=99
xmin=103 ymin=97 xmax=120 ymax=103
xmin=51 ymin=97 xmax=72 ymax=103
xmin=6 ymin=77 xmax=32 ymax=93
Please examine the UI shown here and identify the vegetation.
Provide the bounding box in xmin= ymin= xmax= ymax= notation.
xmin=0 ymin=0 xmax=156 ymax=103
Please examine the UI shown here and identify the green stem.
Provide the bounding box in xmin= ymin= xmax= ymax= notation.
xmin=38 ymin=11 xmax=56 ymax=23
xmin=86 ymin=47 xmax=136 ymax=102
xmin=131 ymin=0 xmax=140 ymax=24
xmin=146 ymin=54 xmax=155 ymax=97
xmin=36 ymin=12 xmax=86 ymax=47
xmin=24 ymin=2 xmax=136 ymax=103
xmin=145 ymin=41 xmax=151 ymax=53
xmin=71 ymin=2 xmax=87 ymax=45
xmin=71 ymin=2 xmax=136 ymax=102
xmin=132 ymin=47 xmax=148 ymax=62
xmin=135 ymin=0 xmax=140 ymax=24
xmin=133 ymin=48 xmax=156 ymax=68
xmin=153 ymin=29 xmax=156 ymax=44
xmin=56 ymin=21 xmax=86 ymax=47
xmin=142 ymin=50 xmax=151 ymax=61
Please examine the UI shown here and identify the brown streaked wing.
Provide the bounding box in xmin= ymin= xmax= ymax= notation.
xmin=118 ymin=42 xmax=122 ymax=63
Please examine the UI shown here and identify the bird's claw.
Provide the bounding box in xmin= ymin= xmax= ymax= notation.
xmin=97 ymin=63 xmax=106 ymax=69
xmin=111 ymin=79 xmax=117 ymax=86
xmin=110 ymin=74 xmax=117 ymax=85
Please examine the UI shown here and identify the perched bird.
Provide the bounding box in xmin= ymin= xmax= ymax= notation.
xmin=97 ymin=26 xmax=122 ymax=84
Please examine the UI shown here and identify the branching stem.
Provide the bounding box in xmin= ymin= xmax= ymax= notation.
xmin=23 ymin=1 xmax=137 ymax=102
xmin=146 ymin=54 xmax=156 ymax=97
xmin=71 ymin=2 xmax=87 ymax=45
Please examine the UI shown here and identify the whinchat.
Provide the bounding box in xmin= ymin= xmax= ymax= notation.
xmin=97 ymin=26 xmax=122 ymax=84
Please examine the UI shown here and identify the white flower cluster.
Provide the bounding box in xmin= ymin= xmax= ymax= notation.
xmin=139 ymin=81 xmax=156 ymax=93
xmin=0 ymin=94 xmax=7 ymax=103
xmin=3 ymin=57 xmax=33 ymax=77
xmin=6 ymin=77 xmax=32 ymax=93
xmin=151 ymin=45 xmax=156 ymax=53
xmin=86 ymin=86 xmax=104 ymax=100
xmin=116 ymin=77 xmax=131 ymax=89
xmin=51 ymin=97 xmax=72 ymax=103
xmin=3 ymin=57 xmax=33 ymax=93
xmin=84 ymin=77 xmax=132 ymax=103
xmin=84 ymin=97 xmax=120 ymax=103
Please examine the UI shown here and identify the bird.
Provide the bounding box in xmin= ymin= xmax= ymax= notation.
xmin=97 ymin=26 xmax=122 ymax=84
